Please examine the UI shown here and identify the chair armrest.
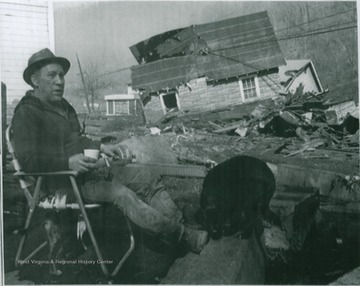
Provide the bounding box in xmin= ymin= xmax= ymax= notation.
xmin=14 ymin=170 xmax=79 ymax=177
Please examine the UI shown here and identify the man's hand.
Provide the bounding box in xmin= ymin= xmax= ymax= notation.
xmin=100 ymin=143 xmax=133 ymax=165
xmin=68 ymin=153 xmax=98 ymax=173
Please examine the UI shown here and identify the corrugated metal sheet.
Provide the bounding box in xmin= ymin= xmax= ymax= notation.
xmin=131 ymin=11 xmax=285 ymax=93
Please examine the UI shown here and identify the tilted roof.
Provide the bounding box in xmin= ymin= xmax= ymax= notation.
xmin=130 ymin=11 xmax=285 ymax=94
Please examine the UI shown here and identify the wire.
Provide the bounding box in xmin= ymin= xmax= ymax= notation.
xmin=213 ymin=22 xmax=357 ymax=52
xmin=205 ymin=22 xmax=356 ymax=91
xmin=99 ymin=10 xmax=357 ymax=77
xmin=278 ymin=23 xmax=357 ymax=41
xmin=283 ymin=20 xmax=356 ymax=36
xmin=100 ymin=22 xmax=356 ymax=93
xmin=207 ymin=50 xmax=283 ymax=92
xmin=274 ymin=7 xmax=355 ymax=33
xmin=99 ymin=65 xmax=133 ymax=77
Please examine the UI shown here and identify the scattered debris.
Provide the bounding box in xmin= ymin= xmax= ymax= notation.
xmin=329 ymin=175 xmax=360 ymax=202
xmin=150 ymin=127 xmax=161 ymax=135
xmin=270 ymin=186 xmax=320 ymax=252
xmin=234 ymin=126 xmax=248 ymax=138
xmin=325 ymin=101 xmax=358 ymax=125
xmin=284 ymin=138 xmax=327 ymax=157
xmin=144 ymin=84 xmax=358 ymax=162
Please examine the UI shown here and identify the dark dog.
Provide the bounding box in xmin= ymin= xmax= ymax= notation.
xmin=199 ymin=155 xmax=276 ymax=240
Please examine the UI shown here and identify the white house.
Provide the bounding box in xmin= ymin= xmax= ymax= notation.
xmin=0 ymin=0 xmax=54 ymax=112
xmin=278 ymin=60 xmax=324 ymax=95
xmin=104 ymin=86 xmax=140 ymax=117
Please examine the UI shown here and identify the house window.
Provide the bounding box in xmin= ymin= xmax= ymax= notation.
xmin=107 ymin=100 xmax=129 ymax=115
xmin=239 ymin=76 xmax=260 ymax=101
xmin=115 ymin=101 xmax=128 ymax=114
xmin=159 ymin=91 xmax=181 ymax=114
xmin=107 ymin=100 xmax=114 ymax=114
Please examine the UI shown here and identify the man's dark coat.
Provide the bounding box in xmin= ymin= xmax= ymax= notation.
xmin=12 ymin=91 xmax=100 ymax=172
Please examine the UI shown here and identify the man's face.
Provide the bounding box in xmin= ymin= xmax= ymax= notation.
xmin=32 ymin=63 xmax=65 ymax=102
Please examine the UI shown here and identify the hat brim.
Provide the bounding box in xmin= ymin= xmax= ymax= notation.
xmin=23 ymin=57 xmax=71 ymax=86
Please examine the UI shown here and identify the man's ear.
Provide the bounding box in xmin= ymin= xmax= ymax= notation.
xmin=30 ymin=74 xmax=38 ymax=88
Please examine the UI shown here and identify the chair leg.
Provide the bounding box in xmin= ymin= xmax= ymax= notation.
xmin=15 ymin=176 xmax=45 ymax=267
xmin=69 ymin=176 xmax=135 ymax=279
xmin=110 ymin=215 xmax=135 ymax=277
xmin=20 ymin=241 xmax=48 ymax=262
xmin=69 ymin=176 xmax=110 ymax=277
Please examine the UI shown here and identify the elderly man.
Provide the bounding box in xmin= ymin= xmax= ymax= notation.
xmin=12 ymin=48 xmax=208 ymax=254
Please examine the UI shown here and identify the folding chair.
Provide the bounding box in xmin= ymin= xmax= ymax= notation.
xmin=5 ymin=124 xmax=135 ymax=280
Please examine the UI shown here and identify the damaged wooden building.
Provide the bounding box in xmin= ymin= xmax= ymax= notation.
xmin=130 ymin=11 xmax=286 ymax=123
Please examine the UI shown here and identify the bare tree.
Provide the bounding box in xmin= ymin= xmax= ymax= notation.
xmin=76 ymin=55 xmax=109 ymax=113
xmin=76 ymin=53 xmax=90 ymax=113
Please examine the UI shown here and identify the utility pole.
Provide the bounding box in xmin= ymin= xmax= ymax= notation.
xmin=76 ymin=53 xmax=91 ymax=113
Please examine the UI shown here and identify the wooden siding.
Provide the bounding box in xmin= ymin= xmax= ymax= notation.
xmin=177 ymin=71 xmax=281 ymax=113
xmin=131 ymin=56 xmax=197 ymax=92
xmin=258 ymin=72 xmax=283 ymax=98
xmin=129 ymin=100 xmax=136 ymax=115
xmin=143 ymin=70 xmax=282 ymax=122
xmin=0 ymin=0 xmax=54 ymax=108
xmin=178 ymin=78 xmax=208 ymax=112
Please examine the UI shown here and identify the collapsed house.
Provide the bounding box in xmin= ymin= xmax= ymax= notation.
xmin=130 ymin=11 xmax=286 ymax=123
xmin=128 ymin=10 xmax=358 ymax=153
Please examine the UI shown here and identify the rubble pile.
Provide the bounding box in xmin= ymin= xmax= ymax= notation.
xmin=151 ymin=87 xmax=359 ymax=162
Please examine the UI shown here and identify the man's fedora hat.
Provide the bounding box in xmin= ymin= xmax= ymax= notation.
xmin=23 ymin=48 xmax=71 ymax=86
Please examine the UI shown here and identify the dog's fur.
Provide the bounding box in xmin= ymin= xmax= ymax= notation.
xmin=199 ymin=155 xmax=276 ymax=240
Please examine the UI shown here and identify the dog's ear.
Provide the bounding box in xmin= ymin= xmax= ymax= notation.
xmin=194 ymin=208 xmax=206 ymax=225
xmin=204 ymin=195 xmax=217 ymax=209
xmin=204 ymin=208 xmax=223 ymax=240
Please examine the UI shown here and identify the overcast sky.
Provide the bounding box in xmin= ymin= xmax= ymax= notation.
xmin=54 ymin=1 xmax=275 ymax=84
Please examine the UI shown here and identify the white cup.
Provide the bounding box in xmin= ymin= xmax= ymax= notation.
xmin=84 ymin=149 xmax=100 ymax=160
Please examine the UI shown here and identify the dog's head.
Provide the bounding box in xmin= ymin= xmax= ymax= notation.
xmin=200 ymin=190 xmax=226 ymax=240
xmin=203 ymin=207 xmax=224 ymax=240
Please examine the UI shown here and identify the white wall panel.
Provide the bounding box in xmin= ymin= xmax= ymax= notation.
xmin=1 ymin=1 xmax=53 ymax=105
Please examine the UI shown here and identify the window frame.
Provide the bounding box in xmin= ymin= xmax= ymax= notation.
xmin=107 ymin=100 xmax=115 ymax=115
xmin=106 ymin=100 xmax=130 ymax=116
xmin=238 ymin=75 xmax=261 ymax=102
xmin=159 ymin=90 xmax=181 ymax=114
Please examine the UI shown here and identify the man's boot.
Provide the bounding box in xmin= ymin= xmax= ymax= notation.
xmin=182 ymin=227 xmax=209 ymax=254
